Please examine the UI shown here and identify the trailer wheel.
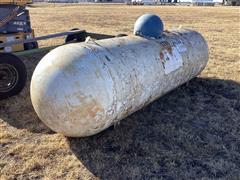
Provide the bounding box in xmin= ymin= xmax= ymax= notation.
xmin=0 ymin=53 xmax=27 ymax=100
xmin=65 ymin=28 xmax=86 ymax=43
xmin=24 ymin=41 xmax=38 ymax=50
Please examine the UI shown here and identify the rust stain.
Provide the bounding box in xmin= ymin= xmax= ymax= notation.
xmin=158 ymin=41 xmax=173 ymax=55
xmin=166 ymin=46 xmax=173 ymax=55
xmin=81 ymin=95 xmax=102 ymax=118
xmin=65 ymin=91 xmax=104 ymax=123
xmin=159 ymin=41 xmax=174 ymax=62
xmin=70 ymin=96 xmax=104 ymax=123
xmin=160 ymin=51 xmax=164 ymax=60
xmin=79 ymin=99 xmax=103 ymax=119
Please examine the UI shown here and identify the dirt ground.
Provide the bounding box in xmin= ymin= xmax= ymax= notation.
xmin=0 ymin=4 xmax=240 ymax=179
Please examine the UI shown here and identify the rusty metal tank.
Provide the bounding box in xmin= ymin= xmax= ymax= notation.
xmin=30 ymin=29 xmax=208 ymax=137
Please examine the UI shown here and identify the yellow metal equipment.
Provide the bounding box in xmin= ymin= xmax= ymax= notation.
xmin=0 ymin=31 xmax=35 ymax=52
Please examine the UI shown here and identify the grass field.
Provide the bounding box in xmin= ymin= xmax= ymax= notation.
xmin=0 ymin=4 xmax=240 ymax=179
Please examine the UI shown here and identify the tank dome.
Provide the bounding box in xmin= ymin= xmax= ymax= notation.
xmin=134 ymin=14 xmax=164 ymax=39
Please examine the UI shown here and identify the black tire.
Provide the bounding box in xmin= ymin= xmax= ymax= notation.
xmin=24 ymin=41 xmax=39 ymax=50
xmin=0 ymin=53 xmax=27 ymax=100
xmin=65 ymin=28 xmax=87 ymax=43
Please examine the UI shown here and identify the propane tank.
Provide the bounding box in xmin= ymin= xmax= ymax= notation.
xmin=31 ymin=16 xmax=208 ymax=137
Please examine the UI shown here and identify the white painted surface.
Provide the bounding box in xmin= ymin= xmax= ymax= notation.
xmin=31 ymin=29 xmax=208 ymax=137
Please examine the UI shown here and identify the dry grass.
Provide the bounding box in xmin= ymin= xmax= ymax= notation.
xmin=0 ymin=4 xmax=240 ymax=179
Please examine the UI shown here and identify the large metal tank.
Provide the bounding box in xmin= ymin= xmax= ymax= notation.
xmin=31 ymin=29 xmax=208 ymax=137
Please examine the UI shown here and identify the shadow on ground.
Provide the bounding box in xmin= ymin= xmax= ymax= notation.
xmin=69 ymin=77 xmax=240 ymax=179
